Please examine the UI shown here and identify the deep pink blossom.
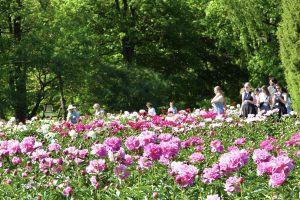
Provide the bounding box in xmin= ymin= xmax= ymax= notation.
xmin=143 ymin=143 xmax=162 ymax=160
xmin=160 ymin=141 xmax=180 ymax=160
xmin=63 ymin=186 xmax=72 ymax=195
xmin=210 ymin=140 xmax=224 ymax=152
xmin=91 ymin=144 xmax=108 ymax=157
xmin=125 ymin=136 xmax=140 ymax=151
xmin=269 ymin=172 xmax=286 ymax=188
xmin=20 ymin=137 xmax=36 ymax=154
xmin=233 ymin=138 xmax=246 ymax=145
xmin=252 ymin=149 xmax=272 ymax=164
xmin=138 ymin=131 xmax=157 ymax=147
xmin=12 ymin=157 xmax=21 ymax=165
xmin=170 ymin=161 xmax=199 ymax=187
xmin=104 ymin=137 xmax=122 ymax=152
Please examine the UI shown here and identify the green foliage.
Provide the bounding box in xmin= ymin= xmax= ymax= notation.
xmin=278 ymin=0 xmax=300 ymax=113
xmin=0 ymin=0 xmax=295 ymax=119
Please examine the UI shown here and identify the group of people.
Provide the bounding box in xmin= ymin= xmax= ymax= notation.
xmin=211 ymin=77 xmax=292 ymax=117
xmin=66 ymin=77 xmax=291 ymax=124
xmin=66 ymin=101 xmax=177 ymax=124
xmin=66 ymin=103 xmax=105 ymax=124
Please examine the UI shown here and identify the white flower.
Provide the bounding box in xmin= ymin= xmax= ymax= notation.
xmin=87 ymin=130 xmax=96 ymax=139
xmin=41 ymin=124 xmax=50 ymax=134
xmin=69 ymin=130 xmax=78 ymax=139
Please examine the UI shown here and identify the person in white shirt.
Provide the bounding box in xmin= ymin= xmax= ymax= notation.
xmin=93 ymin=103 xmax=105 ymax=119
xmin=167 ymin=101 xmax=177 ymax=114
xmin=258 ymin=85 xmax=271 ymax=114
xmin=146 ymin=102 xmax=156 ymax=116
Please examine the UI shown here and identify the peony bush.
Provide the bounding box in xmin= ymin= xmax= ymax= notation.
xmin=0 ymin=107 xmax=299 ymax=199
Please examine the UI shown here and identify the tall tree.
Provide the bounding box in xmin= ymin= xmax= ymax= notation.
xmin=278 ymin=0 xmax=300 ymax=112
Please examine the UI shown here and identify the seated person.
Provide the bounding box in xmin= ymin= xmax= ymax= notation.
xmin=67 ymin=105 xmax=80 ymax=124
xmin=146 ymin=102 xmax=156 ymax=116
xmin=167 ymin=101 xmax=177 ymax=114
xmin=211 ymin=86 xmax=225 ymax=114
xmin=93 ymin=103 xmax=105 ymax=118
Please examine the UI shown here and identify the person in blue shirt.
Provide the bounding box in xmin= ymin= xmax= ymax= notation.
xmin=67 ymin=105 xmax=80 ymax=123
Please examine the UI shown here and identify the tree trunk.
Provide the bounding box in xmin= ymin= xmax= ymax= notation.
xmin=57 ymin=74 xmax=67 ymax=120
xmin=14 ymin=66 xmax=27 ymax=123
xmin=13 ymin=0 xmax=27 ymax=123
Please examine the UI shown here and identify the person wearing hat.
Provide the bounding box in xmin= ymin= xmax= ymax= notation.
xmin=67 ymin=105 xmax=80 ymax=124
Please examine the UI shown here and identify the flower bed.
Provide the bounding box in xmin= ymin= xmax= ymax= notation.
xmin=0 ymin=108 xmax=299 ymax=199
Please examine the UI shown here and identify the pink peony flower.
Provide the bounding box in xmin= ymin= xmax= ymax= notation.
xmin=137 ymin=156 xmax=153 ymax=169
xmin=20 ymin=137 xmax=36 ymax=154
xmin=202 ymin=164 xmax=221 ymax=184
xmin=7 ymin=140 xmax=20 ymax=155
xmin=48 ymin=143 xmax=61 ymax=152
xmin=195 ymin=145 xmax=205 ymax=152
xmin=31 ymin=149 xmax=48 ymax=161
xmin=63 ymin=186 xmax=72 ymax=195
xmin=86 ymin=159 xmax=106 ymax=174
xmin=206 ymin=194 xmax=221 ymax=200
xmin=224 ymin=176 xmax=243 ymax=194
xmin=158 ymin=134 xmax=173 ymax=142
xmin=228 ymin=146 xmax=239 ymax=151
xmin=78 ymin=149 xmax=88 ymax=158
xmin=12 ymin=157 xmax=21 ymax=165
xmin=294 ymin=150 xmax=300 ymax=157
xmin=210 ymin=140 xmax=224 ymax=152
xmin=252 ymin=149 xmax=272 ymax=164
xmin=125 ymin=136 xmax=140 ymax=151
xmin=269 ymin=172 xmax=286 ymax=188
xmin=91 ymin=144 xmax=108 ymax=157
xmin=160 ymin=140 xmax=180 ymax=160
xmin=138 ymin=131 xmax=157 ymax=147
xmin=187 ymin=137 xmax=204 ymax=146
xmin=170 ymin=162 xmax=199 ymax=187
xmin=219 ymin=149 xmax=249 ymax=173
xmin=260 ymin=139 xmax=276 ymax=151
xmin=233 ymin=138 xmax=246 ymax=145
xmin=90 ymin=176 xmax=98 ymax=188
xmin=143 ymin=143 xmax=162 ymax=160
xmin=103 ymin=137 xmax=122 ymax=152
xmin=189 ymin=153 xmax=205 ymax=163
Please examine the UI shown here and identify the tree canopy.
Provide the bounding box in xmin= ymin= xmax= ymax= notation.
xmin=0 ymin=0 xmax=297 ymax=121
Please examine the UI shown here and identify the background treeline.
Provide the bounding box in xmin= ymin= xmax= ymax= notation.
xmin=0 ymin=0 xmax=298 ymax=122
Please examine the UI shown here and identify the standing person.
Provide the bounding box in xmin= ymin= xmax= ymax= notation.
xmin=272 ymin=83 xmax=288 ymax=117
xmin=93 ymin=103 xmax=105 ymax=119
xmin=259 ymin=85 xmax=272 ymax=114
xmin=268 ymin=77 xmax=278 ymax=97
xmin=168 ymin=101 xmax=177 ymax=114
xmin=211 ymin=86 xmax=225 ymax=114
xmin=146 ymin=102 xmax=156 ymax=116
xmin=67 ymin=105 xmax=80 ymax=124
xmin=240 ymin=82 xmax=257 ymax=117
